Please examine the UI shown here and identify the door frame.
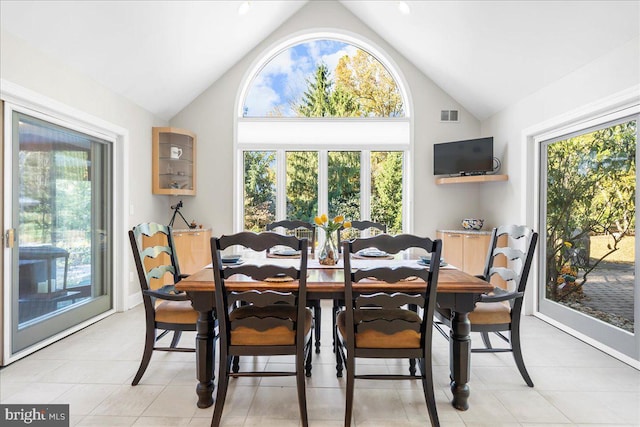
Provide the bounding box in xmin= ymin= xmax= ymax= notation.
xmin=521 ymin=86 xmax=640 ymax=368
xmin=1 ymin=80 xmax=129 ymax=365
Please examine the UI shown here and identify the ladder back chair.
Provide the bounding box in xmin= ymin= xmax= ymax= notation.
xmin=435 ymin=224 xmax=538 ymax=387
xmin=128 ymin=222 xmax=198 ymax=386
xmin=211 ymin=231 xmax=313 ymax=427
xmin=337 ymin=219 xmax=387 ymax=249
xmin=334 ymin=219 xmax=388 ymax=356
xmin=266 ymin=220 xmax=322 ymax=353
xmin=336 ymin=234 xmax=443 ymax=427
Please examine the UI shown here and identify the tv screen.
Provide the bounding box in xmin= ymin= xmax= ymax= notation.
xmin=433 ymin=137 xmax=493 ymax=176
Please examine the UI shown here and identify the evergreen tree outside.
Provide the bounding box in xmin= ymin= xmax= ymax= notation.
xmin=371 ymin=151 xmax=403 ymax=234
xmin=244 ymin=151 xmax=276 ymax=231
xmin=328 ymin=151 xmax=361 ymax=221
xmin=295 ymin=63 xmax=335 ymax=118
xmin=286 ymin=151 xmax=318 ymax=223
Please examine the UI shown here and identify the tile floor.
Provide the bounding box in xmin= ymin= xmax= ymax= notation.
xmin=1 ymin=301 xmax=639 ymax=426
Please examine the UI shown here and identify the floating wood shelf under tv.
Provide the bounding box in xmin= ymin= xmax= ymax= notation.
xmin=435 ymin=174 xmax=508 ymax=185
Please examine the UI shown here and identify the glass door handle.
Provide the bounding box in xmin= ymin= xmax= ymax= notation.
xmin=4 ymin=228 xmax=15 ymax=248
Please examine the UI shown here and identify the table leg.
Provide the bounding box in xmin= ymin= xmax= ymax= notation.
xmin=449 ymin=310 xmax=471 ymax=411
xmin=195 ymin=309 xmax=215 ymax=408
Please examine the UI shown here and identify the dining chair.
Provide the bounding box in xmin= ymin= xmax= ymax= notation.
xmin=128 ymin=222 xmax=198 ymax=386
xmin=266 ymin=220 xmax=322 ymax=353
xmin=336 ymin=234 xmax=443 ymax=427
xmin=333 ymin=219 xmax=388 ymax=356
xmin=337 ymin=219 xmax=387 ymax=249
xmin=434 ymin=224 xmax=538 ymax=387
xmin=211 ymin=231 xmax=313 ymax=427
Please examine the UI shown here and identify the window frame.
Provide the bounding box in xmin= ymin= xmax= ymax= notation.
xmin=234 ymin=32 xmax=413 ymax=234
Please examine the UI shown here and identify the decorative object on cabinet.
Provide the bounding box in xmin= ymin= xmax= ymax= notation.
xmin=152 ymin=127 xmax=196 ymax=196
xmin=168 ymin=200 xmax=192 ymax=228
xmin=461 ymin=218 xmax=484 ymax=230
xmin=436 ymin=230 xmax=492 ymax=276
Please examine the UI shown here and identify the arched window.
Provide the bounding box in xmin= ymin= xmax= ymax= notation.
xmin=235 ymin=34 xmax=411 ymax=238
xmin=243 ymin=39 xmax=405 ymax=118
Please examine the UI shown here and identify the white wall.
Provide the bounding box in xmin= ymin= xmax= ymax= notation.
xmin=1 ymin=30 xmax=168 ymax=302
xmin=480 ymin=35 xmax=640 ymax=313
xmin=169 ymin=0 xmax=483 ymax=238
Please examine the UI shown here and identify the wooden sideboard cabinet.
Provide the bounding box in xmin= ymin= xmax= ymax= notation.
xmin=143 ymin=228 xmax=212 ymax=288
xmin=436 ymin=230 xmax=492 ymax=276
xmin=172 ymin=228 xmax=212 ymax=274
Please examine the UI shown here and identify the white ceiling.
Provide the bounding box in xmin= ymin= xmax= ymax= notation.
xmin=1 ymin=1 xmax=638 ymax=121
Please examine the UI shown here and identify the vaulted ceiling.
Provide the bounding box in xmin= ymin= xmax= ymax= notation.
xmin=1 ymin=1 xmax=638 ymax=121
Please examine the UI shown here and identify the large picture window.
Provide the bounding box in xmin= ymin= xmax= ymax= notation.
xmin=237 ymin=35 xmax=411 ymax=237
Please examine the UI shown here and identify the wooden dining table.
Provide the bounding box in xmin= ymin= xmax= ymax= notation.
xmin=175 ymin=256 xmax=493 ymax=411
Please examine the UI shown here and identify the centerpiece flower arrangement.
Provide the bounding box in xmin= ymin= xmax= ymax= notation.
xmin=314 ymin=214 xmax=351 ymax=265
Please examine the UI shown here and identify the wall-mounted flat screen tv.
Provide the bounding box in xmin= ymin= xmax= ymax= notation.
xmin=433 ymin=137 xmax=493 ymax=176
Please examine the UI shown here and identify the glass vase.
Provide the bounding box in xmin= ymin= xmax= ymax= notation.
xmin=318 ymin=232 xmax=339 ymax=265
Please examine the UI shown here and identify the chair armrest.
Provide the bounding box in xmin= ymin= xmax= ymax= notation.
xmin=479 ymin=287 xmax=523 ymax=303
xmin=143 ymin=284 xmax=189 ymax=301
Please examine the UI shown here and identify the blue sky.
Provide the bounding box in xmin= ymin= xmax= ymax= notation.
xmin=243 ymin=39 xmax=357 ymax=117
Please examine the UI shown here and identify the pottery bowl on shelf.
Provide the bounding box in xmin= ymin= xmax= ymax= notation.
xmin=461 ymin=218 xmax=484 ymax=230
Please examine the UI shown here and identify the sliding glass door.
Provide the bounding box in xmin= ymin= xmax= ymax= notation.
xmin=7 ymin=109 xmax=113 ymax=355
xmin=539 ymin=115 xmax=638 ymax=359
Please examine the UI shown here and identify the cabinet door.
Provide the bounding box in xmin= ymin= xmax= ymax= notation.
xmin=173 ymin=229 xmax=212 ymax=274
xmin=462 ymin=234 xmax=490 ymax=275
xmin=438 ymin=232 xmax=464 ymax=270
xmin=152 ymin=127 xmax=197 ymax=196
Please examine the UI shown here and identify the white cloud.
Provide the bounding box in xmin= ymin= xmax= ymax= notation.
xmin=244 ymin=77 xmax=280 ymax=116
xmin=244 ymin=40 xmax=362 ymax=116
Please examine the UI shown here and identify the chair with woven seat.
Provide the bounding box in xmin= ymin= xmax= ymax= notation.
xmin=333 ymin=220 xmax=388 ymax=358
xmin=211 ymin=231 xmax=313 ymax=427
xmin=434 ymin=224 xmax=538 ymax=387
xmin=336 ymin=234 xmax=443 ymax=427
xmin=266 ymin=219 xmax=322 ymax=354
xmin=128 ymin=222 xmax=198 ymax=386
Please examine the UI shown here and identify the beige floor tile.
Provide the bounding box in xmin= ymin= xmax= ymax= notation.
xmin=90 ymin=385 xmax=164 ymax=416
xmin=242 ymin=417 xmax=301 ymax=426
xmin=132 ymin=416 xmax=192 ymax=426
xmin=0 ymin=382 xmax=75 ymax=404
xmin=456 ymin=391 xmax=518 ymax=424
xmin=76 ymin=415 xmax=138 ymax=426
xmin=350 ymin=387 xmax=408 ymax=423
xmin=540 ymin=391 xmax=640 ymax=424
xmin=247 ymin=385 xmax=307 ymax=419
xmin=41 ymin=359 xmax=140 ymax=384
xmin=493 ymin=389 xmax=571 ymax=423
xmin=142 ymin=385 xmax=199 ymax=418
xmin=212 ymin=385 xmax=257 ymax=419
xmin=306 ymin=386 xmax=345 ymax=421
xmin=52 ymin=383 xmax=120 ymax=415
xmin=397 ymin=388 xmax=462 ymax=424
xmin=0 ymin=357 xmax=68 ymax=383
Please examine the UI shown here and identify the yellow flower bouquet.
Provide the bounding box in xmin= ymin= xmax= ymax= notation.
xmin=314 ymin=214 xmax=351 ymax=265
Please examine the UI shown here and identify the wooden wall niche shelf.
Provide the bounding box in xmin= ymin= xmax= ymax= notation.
xmin=152 ymin=127 xmax=197 ymax=196
xmin=435 ymin=174 xmax=508 ymax=185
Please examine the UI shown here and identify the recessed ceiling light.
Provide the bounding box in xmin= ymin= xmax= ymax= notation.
xmin=397 ymin=1 xmax=410 ymax=15
xmin=238 ymin=1 xmax=251 ymax=16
